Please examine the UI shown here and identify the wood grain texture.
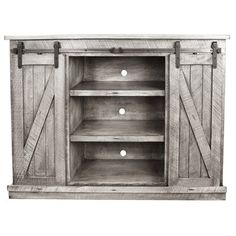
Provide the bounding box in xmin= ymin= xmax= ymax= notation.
xmin=22 ymin=54 xmax=54 ymax=65
xmin=168 ymin=55 xmax=180 ymax=185
xmin=5 ymin=34 xmax=230 ymax=40
xmin=71 ymin=120 xmax=165 ymax=142
xmin=54 ymin=55 xmax=66 ymax=184
xmin=11 ymin=55 xmax=25 ymax=183
xmin=180 ymin=54 xmax=212 ymax=65
xmin=84 ymin=57 xmax=165 ymax=82
xmin=23 ymin=66 xmax=34 ymax=176
xmin=7 ymin=185 xmax=227 ymax=200
xmin=202 ymin=65 xmax=212 ymax=177
xmin=9 ymin=39 xmax=227 ymax=55
xmin=83 ymin=97 xmax=165 ymax=120
xmin=45 ymin=67 xmax=55 ymax=177
xmin=83 ymin=142 xmax=164 ymax=160
xmin=180 ymin=69 xmax=211 ymax=177
xmin=164 ymin=55 xmax=169 ymax=185
xmin=188 ymin=65 xmax=202 ymax=178
xmin=33 ymin=66 xmax=46 ymax=176
xmin=23 ymin=69 xmax=54 ymax=176
xmin=70 ymin=160 xmax=165 ymax=186
xmin=178 ymin=66 xmax=190 ymax=178
xmin=211 ymin=55 xmax=224 ymax=186
xmin=70 ymin=81 xmax=165 ymax=96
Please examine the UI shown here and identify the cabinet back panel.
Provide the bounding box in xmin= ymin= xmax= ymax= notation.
xmin=83 ymin=97 xmax=165 ymax=120
xmin=84 ymin=143 xmax=164 ymax=160
xmin=84 ymin=57 xmax=165 ymax=82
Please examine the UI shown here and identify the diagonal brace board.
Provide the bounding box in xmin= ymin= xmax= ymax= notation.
xmin=22 ymin=70 xmax=55 ymax=176
xmin=179 ymin=69 xmax=212 ymax=178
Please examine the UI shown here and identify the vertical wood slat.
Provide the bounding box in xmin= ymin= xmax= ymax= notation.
xmin=11 ymin=55 xmax=25 ymax=182
xmin=45 ymin=67 xmax=55 ymax=177
xmin=211 ymin=55 xmax=224 ymax=186
xmin=23 ymin=66 xmax=34 ymax=176
xmin=189 ymin=65 xmax=202 ymax=178
xmin=178 ymin=66 xmax=190 ymax=178
xmin=33 ymin=66 xmax=46 ymax=176
xmin=220 ymin=55 xmax=226 ymax=185
xmin=55 ymin=55 xmax=66 ymax=184
xmin=168 ymin=55 xmax=180 ymax=185
xmin=202 ymin=65 xmax=212 ymax=177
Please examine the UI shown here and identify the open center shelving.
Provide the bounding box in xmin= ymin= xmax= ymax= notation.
xmin=68 ymin=56 xmax=166 ymax=186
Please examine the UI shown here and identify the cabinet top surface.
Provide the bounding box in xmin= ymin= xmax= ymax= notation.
xmin=4 ymin=34 xmax=230 ymax=40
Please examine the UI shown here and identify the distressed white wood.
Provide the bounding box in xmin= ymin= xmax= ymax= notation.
xmin=5 ymin=34 xmax=230 ymax=40
xmin=7 ymin=185 xmax=227 ymax=200
xmin=54 ymin=55 xmax=66 ymax=184
xmin=168 ymin=55 xmax=180 ymax=185
xmin=23 ymin=70 xmax=54 ymax=176
xmin=8 ymin=35 xmax=227 ymax=200
xmin=23 ymin=54 xmax=54 ymax=65
xmin=180 ymin=69 xmax=212 ymax=177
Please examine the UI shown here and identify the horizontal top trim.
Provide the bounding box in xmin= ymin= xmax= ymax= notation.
xmin=4 ymin=34 xmax=230 ymax=40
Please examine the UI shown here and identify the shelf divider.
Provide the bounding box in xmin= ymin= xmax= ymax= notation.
xmin=70 ymin=120 xmax=165 ymax=142
xmin=70 ymin=81 xmax=165 ymax=97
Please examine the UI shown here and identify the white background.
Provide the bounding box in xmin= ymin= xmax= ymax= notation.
xmin=0 ymin=0 xmax=235 ymax=235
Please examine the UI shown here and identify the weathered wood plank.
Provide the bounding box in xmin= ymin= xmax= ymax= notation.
xmin=54 ymin=55 xmax=66 ymax=184
xmin=70 ymin=160 xmax=164 ymax=186
xmin=179 ymin=66 xmax=190 ymax=178
xmin=45 ymin=67 xmax=55 ymax=177
xmin=23 ymin=69 xmax=54 ymax=176
xmin=180 ymin=69 xmax=212 ymax=177
xmin=164 ymin=55 xmax=169 ymax=185
xmin=23 ymin=66 xmax=34 ymax=176
xmin=176 ymin=178 xmax=213 ymax=187
xmin=180 ymin=54 xmax=212 ymax=65
xmin=83 ymin=97 xmax=165 ymax=121
xmin=5 ymin=34 xmax=230 ymax=40
xmin=189 ymin=65 xmax=202 ymax=178
xmin=211 ymin=55 xmax=223 ymax=186
xmin=84 ymin=143 xmax=164 ymax=160
xmin=10 ymin=55 xmax=25 ymax=183
xmin=84 ymin=57 xmax=165 ymax=82
xmin=168 ymin=55 xmax=180 ymax=185
xmin=70 ymin=81 xmax=165 ymax=96
xmin=23 ymin=54 xmax=54 ymax=65
xmin=7 ymin=185 xmax=227 ymax=200
xmin=220 ymin=55 xmax=226 ymax=185
xmin=202 ymin=65 xmax=212 ymax=177
xmin=70 ymin=120 xmax=165 ymax=142
xmin=33 ymin=66 xmax=46 ymax=176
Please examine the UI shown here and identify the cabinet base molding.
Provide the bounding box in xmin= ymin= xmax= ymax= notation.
xmin=8 ymin=185 xmax=226 ymax=200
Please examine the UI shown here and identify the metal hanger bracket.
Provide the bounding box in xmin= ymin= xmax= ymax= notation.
xmin=174 ymin=41 xmax=180 ymax=68
xmin=211 ymin=42 xmax=221 ymax=69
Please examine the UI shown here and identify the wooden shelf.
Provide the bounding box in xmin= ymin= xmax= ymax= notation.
xmin=70 ymin=120 xmax=165 ymax=142
xmin=69 ymin=160 xmax=165 ymax=186
xmin=70 ymin=81 xmax=165 ymax=96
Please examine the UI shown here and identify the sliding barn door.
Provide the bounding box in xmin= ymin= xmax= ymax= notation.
xmin=11 ymin=54 xmax=66 ymax=185
xmin=168 ymin=53 xmax=224 ymax=186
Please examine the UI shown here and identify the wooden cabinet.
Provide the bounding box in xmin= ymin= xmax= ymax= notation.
xmin=5 ymin=34 xmax=229 ymax=199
